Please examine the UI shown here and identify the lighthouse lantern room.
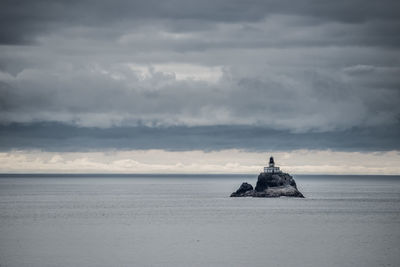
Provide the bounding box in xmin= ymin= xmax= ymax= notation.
xmin=264 ymin=156 xmax=282 ymax=173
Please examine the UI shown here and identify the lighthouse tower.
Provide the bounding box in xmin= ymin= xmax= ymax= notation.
xmin=264 ymin=156 xmax=282 ymax=173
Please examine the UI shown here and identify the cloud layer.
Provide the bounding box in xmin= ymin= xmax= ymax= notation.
xmin=0 ymin=123 xmax=399 ymax=152
xmin=0 ymin=0 xmax=399 ymax=152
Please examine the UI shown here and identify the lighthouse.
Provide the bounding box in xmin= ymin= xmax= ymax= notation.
xmin=264 ymin=156 xmax=282 ymax=173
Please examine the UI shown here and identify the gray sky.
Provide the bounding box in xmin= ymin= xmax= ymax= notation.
xmin=0 ymin=0 xmax=399 ymax=173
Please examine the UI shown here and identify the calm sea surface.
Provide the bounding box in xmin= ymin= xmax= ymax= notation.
xmin=0 ymin=174 xmax=399 ymax=267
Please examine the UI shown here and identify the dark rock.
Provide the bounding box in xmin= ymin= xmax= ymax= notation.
xmin=231 ymin=172 xmax=304 ymax=198
xmin=253 ymin=186 xmax=304 ymax=198
xmin=230 ymin=182 xmax=254 ymax=197
xmin=255 ymin=172 xmax=297 ymax=191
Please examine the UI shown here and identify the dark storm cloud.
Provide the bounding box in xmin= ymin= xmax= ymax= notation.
xmin=1 ymin=0 xmax=399 ymax=45
xmin=0 ymin=122 xmax=398 ymax=152
xmin=0 ymin=0 xmax=399 ymax=152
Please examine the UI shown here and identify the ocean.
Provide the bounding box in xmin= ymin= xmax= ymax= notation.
xmin=0 ymin=174 xmax=399 ymax=267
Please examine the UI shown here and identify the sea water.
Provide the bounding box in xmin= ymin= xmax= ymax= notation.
xmin=0 ymin=174 xmax=399 ymax=267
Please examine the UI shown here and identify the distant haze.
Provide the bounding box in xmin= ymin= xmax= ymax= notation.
xmin=0 ymin=0 xmax=399 ymax=173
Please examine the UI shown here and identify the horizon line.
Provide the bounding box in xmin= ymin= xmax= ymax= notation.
xmin=1 ymin=173 xmax=399 ymax=177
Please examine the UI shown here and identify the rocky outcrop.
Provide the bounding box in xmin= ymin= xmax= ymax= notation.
xmin=230 ymin=182 xmax=254 ymax=197
xmin=253 ymin=186 xmax=304 ymax=198
xmin=231 ymin=172 xmax=304 ymax=198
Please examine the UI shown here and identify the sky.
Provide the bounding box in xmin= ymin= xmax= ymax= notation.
xmin=0 ymin=0 xmax=399 ymax=174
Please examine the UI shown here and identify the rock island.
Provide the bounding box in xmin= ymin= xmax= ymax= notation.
xmin=231 ymin=156 xmax=304 ymax=198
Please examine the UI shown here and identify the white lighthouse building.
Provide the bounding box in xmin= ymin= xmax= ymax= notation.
xmin=264 ymin=156 xmax=282 ymax=173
